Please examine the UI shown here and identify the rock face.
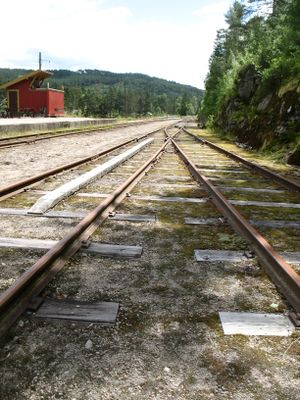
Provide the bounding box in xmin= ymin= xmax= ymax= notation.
xmin=257 ymin=94 xmax=273 ymax=112
xmin=215 ymin=65 xmax=300 ymax=165
xmin=238 ymin=65 xmax=259 ymax=100
xmin=287 ymin=148 xmax=300 ymax=165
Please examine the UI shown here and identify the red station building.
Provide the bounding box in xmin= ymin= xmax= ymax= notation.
xmin=0 ymin=70 xmax=64 ymax=117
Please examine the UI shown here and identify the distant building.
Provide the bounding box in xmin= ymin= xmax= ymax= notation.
xmin=0 ymin=70 xmax=64 ymax=117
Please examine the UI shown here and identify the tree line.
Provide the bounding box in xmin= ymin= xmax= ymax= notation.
xmin=199 ymin=0 xmax=300 ymax=125
xmin=0 ymin=69 xmax=203 ymax=117
xmin=64 ymin=85 xmax=200 ymax=117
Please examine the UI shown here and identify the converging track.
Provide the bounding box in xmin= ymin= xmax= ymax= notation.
xmin=0 ymin=126 xmax=164 ymax=199
xmin=0 ymin=121 xmax=299 ymax=399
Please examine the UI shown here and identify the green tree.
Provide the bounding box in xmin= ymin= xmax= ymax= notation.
xmin=200 ymin=0 xmax=299 ymax=125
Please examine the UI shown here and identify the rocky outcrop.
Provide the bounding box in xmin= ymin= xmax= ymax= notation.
xmin=257 ymin=94 xmax=273 ymax=112
xmin=287 ymin=148 xmax=300 ymax=165
xmin=215 ymin=65 xmax=300 ymax=165
xmin=237 ymin=64 xmax=260 ymax=101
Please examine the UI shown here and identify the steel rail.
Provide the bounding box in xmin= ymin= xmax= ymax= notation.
xmin=0 ymin=118 xmax=173 ymax=149
xmin=183 ymin=128 xmax=300 ymax=193
xmin=0 ymin=127 xmax=164 ymax=199
xmin=0 ymin=120 xmax=116 ymax=143
xmin=0 ymin=123 xmax=123 ymax=149
xmin=164 ymin=127 xmax=181 ymax=139
xmin=0 ymin=129 xmax=105 ymax=149
xmin=171 ymin=138 xmax=300 ymax=327
xmin=0 ymin=137 xmax=172 ymax=337
xmin=0 ymin=118 xmax=164 ymax=143
xmin=172 ymin=128 xmax=183 ymax=139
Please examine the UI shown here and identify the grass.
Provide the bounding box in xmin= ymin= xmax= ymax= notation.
xmin=190 ymin=128 xmax=300 ymax=179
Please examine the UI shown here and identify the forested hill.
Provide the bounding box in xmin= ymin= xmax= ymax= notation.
xmin=0 ymin=68 xmax=203 ymax=117
xmin=200 ymin=0 xmax=300 ymax=165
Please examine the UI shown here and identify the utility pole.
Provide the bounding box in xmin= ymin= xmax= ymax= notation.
xmin=38 ymin=52 xmax=51 ymax=70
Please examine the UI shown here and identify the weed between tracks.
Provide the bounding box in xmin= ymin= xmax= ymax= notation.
xmin=0 ymin=128 xmax=300 ymax=399
xmin=190 ymin=128 xmax=300 ymax=181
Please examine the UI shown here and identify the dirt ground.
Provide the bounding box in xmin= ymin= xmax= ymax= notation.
xmin=0 ymin=125 xmax=299 ymax=400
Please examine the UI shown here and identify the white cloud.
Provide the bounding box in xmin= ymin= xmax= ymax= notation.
xmin=0 ymin=1 xmax=133 ymax=68
xmin=0 ymin=0 xmax=233 ymax=88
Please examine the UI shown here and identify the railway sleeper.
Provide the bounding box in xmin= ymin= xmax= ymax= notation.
xmin=27 ymin=298 xmax=119 ymax=326
xmin=0 ymin=237 xmax=143 ymax=259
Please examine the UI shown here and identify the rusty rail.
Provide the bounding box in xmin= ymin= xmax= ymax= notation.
xmin=0 ymin=138 xmax=172 ymax=337
xmin=0 ymin=123 xmax=121 ymax=149
xmin=0 ymin=120 xmax=115 ymax=143
xmin=183 ymin=128 xmax=300 ymax=193
xmin=164 ymin=127 xmax=182 ymax=139
xmin=172 ymin=128 xmax=183 ymax=139
xmin=171 ymin=138 xmax=300 ymax=327
xmin=0 ymin=118 xmax=174 ymax=149
xmin=0 ymin=127 xmax=164 ymax=199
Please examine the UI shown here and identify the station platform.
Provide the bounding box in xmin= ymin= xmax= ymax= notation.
xmin=0 ymin=117 xmax=116 ymax=134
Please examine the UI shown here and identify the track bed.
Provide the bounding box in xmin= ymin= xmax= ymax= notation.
xmin=0 ymin=123 xmax=299 ymax=400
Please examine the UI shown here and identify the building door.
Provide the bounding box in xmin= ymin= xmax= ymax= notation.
xmin=8 ymin=90 xmax=19 ymax=111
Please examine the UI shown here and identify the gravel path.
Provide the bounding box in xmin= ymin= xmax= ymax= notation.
xmin=0 ymin=120 xmax=177 ymax=185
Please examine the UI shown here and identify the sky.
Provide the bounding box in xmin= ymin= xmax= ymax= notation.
xmin=0 ymin=0 xmax=234 ymax=89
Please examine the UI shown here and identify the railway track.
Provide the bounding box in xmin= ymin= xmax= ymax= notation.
xmin=172 ymin=128 xmax=300 ymax=326
xmin=0 ymin=118 xmax=167 ymax=149
xmin=182 ymin=128 xmax=300 ymax=193
xmin=1 ymin=123 xmax=300 ymax=398
xmin=0 ymin=131 xmax=171 ymax=336
xmin=0 ymin=126 xmax=165 ymax=199
xmin=1 ymin=124 xmax=300 ymax=330
xmin=0 ymin=127 xmax=173 ymax=335
xmin=0 ymin=122 xmax=300 ymax=334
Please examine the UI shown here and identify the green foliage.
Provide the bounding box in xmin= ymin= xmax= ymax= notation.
xmin=0 ymin=68 xmax=203 ymax=117
xmin=199 ymin=1 xmax=248 ymax=122
xmin=176 ymin=92 xmax=195 ymax=116
xmin=199 ymin=0 xmax=299 ymax=124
